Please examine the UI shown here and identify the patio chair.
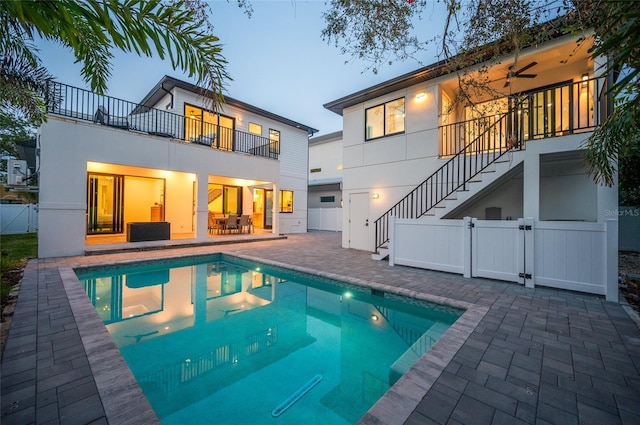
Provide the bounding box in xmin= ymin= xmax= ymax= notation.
xmin=238 ymin=215 xmax=251 ymax=234
xmin=94 ymin=105 xmax=130 ymax=130
xmin=225 ymin=214 xmax=239 ymax=233
xmin=208 ymin=213 xmax=218 ymax=234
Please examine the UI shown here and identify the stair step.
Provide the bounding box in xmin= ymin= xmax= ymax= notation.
xmin=445 ymin=193 xmax=458 ymax=200
xmin=372 ymin=248 xmax=389 ymax=261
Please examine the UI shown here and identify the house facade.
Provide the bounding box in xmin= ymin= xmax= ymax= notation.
xmin=308 ymin=130 xmax=343 ymax=209
xmin=325 ymin=31 xmax=618 ymax=300
xmin=38 ymin=76 xmax=317 ymax=258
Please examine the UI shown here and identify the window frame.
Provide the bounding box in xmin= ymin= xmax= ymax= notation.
xmin=269 ymin=128 xmax=281 ymax=155
xmin=183 ymin=103 xmax=235 ymax=145
xmin=278 ymin=189 xmax=294 ymax=213
xmin=365 ymin=97 xmax=405 ymax=141
xmin=248 ymin=122 xmax=262 ymax=135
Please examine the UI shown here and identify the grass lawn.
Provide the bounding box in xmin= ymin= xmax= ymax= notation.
xmin=1 ymin=233 xmax=38 ymax=310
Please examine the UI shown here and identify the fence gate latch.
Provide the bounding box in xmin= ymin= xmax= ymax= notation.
xmin=518 ymin=225 xmax=532 ymax=231
xmin=519 ymin=272 xmax=532 ymax=279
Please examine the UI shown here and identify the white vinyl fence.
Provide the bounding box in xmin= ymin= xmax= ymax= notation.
xmin=308 ymin=208 xmax=342 ymax=232
xmin=389 ymin=216 xmax=617 ymax=301
xmin=0 ymin=203 xmax=38 ymax=234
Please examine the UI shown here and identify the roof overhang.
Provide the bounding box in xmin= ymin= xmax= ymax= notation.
xmin=324 ymin=16 xmax=589 ymax=116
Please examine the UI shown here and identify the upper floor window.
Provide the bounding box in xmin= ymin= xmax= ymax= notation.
xmin=365 ymin=98 xmax=405 ymax=141
xmin=249 ymin=122 xmax=262 ymax=135
xmin=269 ymin=129 xmax=281 ymax=154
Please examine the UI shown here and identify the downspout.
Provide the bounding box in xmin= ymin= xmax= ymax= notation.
xmin=161 ymin=82 xmax=174 ymax=110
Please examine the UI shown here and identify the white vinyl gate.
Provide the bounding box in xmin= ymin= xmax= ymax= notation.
xmin=389 ymin=216 xmax=617 ymax=301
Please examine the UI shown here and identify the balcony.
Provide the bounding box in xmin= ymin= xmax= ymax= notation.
xmin=439 ymin=77 xmax=606 ymax=157
xmin=46 ymin=82 xmax=280 ymax=160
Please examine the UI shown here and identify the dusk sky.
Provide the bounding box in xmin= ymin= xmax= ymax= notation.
xmin=35 ymin=1 xmax=446 ymax=136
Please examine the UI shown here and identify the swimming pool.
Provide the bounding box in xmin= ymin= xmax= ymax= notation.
xmin=76 ymin=254 xmax=463 ymax=424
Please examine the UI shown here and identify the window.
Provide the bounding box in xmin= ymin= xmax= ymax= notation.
xmin=184 ymin=104 xmax=234 ymax=150
xmin=279 ymin=190 xmax=293 ymax=213
xmin=248 ymin=122 xmax=262 ymax=135
xmin=269 ymin=129 xmax=280 ymax=154
xmin=320 ymin=196 xmax=335 ymax=203
xmin=365 ymin=98 xmax=405 ymax=140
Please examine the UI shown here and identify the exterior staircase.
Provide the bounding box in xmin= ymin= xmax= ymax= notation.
xmin=422 ymin=151 xmax=525 ymax=219
xmin=373 ymin=111 xmax=521 ymax=259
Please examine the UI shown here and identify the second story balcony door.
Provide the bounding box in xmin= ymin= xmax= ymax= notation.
xmin=185 ymin=104 xmax=235 ymax=150
xmin=514 ymin=81 xmax=572 ymax=141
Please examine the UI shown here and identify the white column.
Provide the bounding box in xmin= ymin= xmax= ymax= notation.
xmin=597 ymin=173 xmax=618 ymax=222
xmin=523 ymin=153 xmax=540 ymax=220
xmin=271 ymin=182 xmax=279 ymax=235
xmin=195 ymin=172 xmax=209 ymax=241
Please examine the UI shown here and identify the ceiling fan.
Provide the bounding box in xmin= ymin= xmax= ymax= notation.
xmin=503 ymin=61 xmax=538 ymax=87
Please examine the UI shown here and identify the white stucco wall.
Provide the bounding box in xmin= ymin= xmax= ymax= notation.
xmin=308 ymin=136 xmax=343 ymax=183
xmin=166 ymin=88 xmax=311 ymax=234
xmin=337 ymin=37 xmax=612 ymax=252
xmin=38 ymin=117 xmax=281 ymax=257
xmin=340 ymin=81 xmax=447 ymax=249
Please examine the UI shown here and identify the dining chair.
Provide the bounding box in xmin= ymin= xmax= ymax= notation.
xmin=226 ymin=214 xmax=239 ymax=233
xmin=238 ymin=215 xmax=250 ymax=234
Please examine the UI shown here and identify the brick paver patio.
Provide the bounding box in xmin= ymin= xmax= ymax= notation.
xmin=2 ymin=232 xmax=639 ymax=424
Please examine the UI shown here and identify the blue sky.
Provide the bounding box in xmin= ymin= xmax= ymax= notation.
xmin=35 ymin=1 xmax=446 ymax=136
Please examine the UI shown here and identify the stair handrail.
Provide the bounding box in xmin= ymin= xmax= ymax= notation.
xmin=374 ymin=110 xmax=516 ymax=253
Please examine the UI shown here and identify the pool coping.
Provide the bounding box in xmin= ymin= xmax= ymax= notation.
xmin=62 ymin=252 xmax=488 ymax=425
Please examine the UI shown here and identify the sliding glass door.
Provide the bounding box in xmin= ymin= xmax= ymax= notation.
xmin=87 ymin=173 xmax=124 ymax=234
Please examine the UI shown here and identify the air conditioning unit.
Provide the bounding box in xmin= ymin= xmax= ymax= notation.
xmin=7 ymin=159 xmax=28 ymax=186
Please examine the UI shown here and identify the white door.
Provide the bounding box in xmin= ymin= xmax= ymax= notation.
xmin=349 ymin=192 xmax=370 ymax=251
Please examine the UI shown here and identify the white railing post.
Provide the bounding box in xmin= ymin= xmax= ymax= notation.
xmin=524 ymin=218 xmax=535 ymax=289
xmin=463 ymin=217 xmax=473 ymax=278
xmin=605 ymin=218 xmax=619 ymax=302
xmin=388 ymin=215 xmax=396 ymax=267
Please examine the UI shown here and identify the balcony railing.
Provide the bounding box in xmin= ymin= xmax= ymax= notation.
xmin=439 ymin=77 xmax=604 ymax=156
xmin=45 ymin=82 xmax=279 ymax=160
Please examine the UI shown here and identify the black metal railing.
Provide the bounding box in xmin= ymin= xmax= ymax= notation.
xmin=440 ymin=78 xmax=603 ymax=156
xmin=374 ymin=112 xmax=513 ymax=252
xmin=46 ymin=82 xmax=279 ymax=160
xmin=374 ymin=77 xmax=606 ymax=253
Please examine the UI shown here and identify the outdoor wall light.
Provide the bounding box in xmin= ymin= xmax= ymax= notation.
xmin=372 ymin=193 xmax=380 ymax=199
xmin=415 ymin=92 xmax=427 ymax=102
xmin=582 ymin=73 xmax=589 ymax=86
xmin=371 ymin=315 xmax=379 ymax=321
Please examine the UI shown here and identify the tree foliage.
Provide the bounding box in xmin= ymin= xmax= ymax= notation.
xmin=0 ymin=108 xmax=35 ymax=158
xmin=322 ymin=0 xmax=640 ymax=187
xmin=1 ymin=0 xmax=231 ymax=124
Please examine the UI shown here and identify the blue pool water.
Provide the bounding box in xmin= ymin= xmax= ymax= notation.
xmin=76 ymin=254 xmax=462 ymax=424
